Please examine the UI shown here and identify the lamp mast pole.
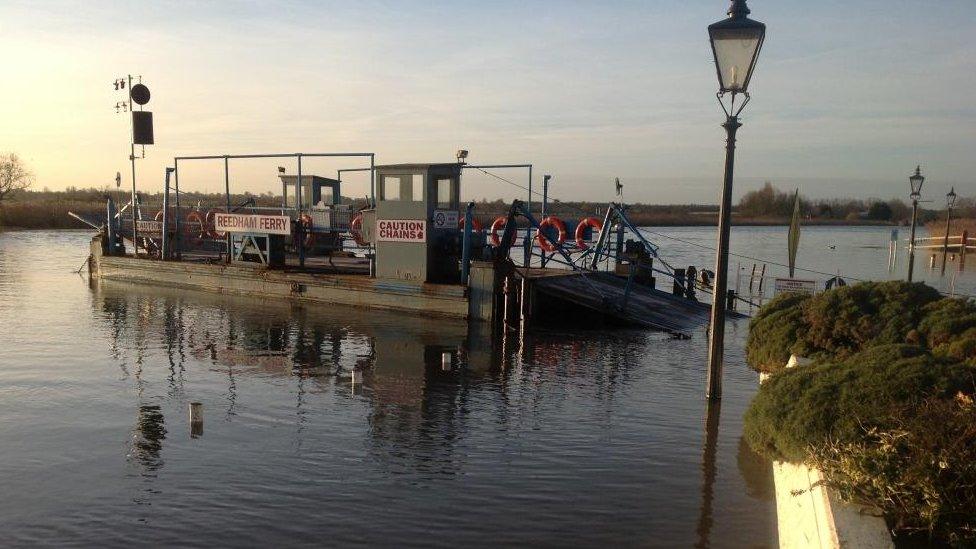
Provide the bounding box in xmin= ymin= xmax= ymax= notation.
xmin=705 ymin=0 xmax=765 ymax=400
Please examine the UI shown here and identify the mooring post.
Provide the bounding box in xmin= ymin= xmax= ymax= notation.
xmin=756 ymin=263 xmax=766 ymax=297
xmin=461 ymin=202 xmax=474 ymax=284
xmin=673 ymin=268 xmax=686 ymax=296
xmin=189 ymin=402 xmax=203 ymax=437
xmin=686 ymin=266 xmax=697 ymax=300
xmin=961 ymin=230 xmax=968 ymax=267
xmin=106 ymin=198 xmax=116 ymax=255
xmin=441 ymin=351 xmax=452 ymax=371
xmin=502 ymin=276 xmax=511 ymax=329
xmin=748 ymin=263 xmax=756 ymax=296
xmin=520 ymin=276 xmax=531 ymax=331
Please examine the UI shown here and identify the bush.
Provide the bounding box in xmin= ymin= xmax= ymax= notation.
xmin=744 ymin=281 xmax=976 ymax=543
xmin=811 ymin=395 xmax=976 ymax=545
xmin=744 ymin=281 xmax=943 ymax=373
xmin=918 ymin=298 xmax=976 ymax=364
xmin=743 ymin=344 xmax=975 ymax=463
xmin=745 ymin=292 xmax=811 ymax=373
xmin=800 ymin=281 xmax=941 ymax=358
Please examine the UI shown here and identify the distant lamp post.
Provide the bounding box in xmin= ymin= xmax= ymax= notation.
xmin=705 ymin=0 xmax=766 ymax=401
xmin=940 ymin=186 xmax=956 ymax=275
xmin=907 ymin=165 xmax=925 ymax=282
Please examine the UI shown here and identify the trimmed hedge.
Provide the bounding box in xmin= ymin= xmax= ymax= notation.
xmin=918 ymin=297 xmax=976 ymax=364
xmin=744 ymin=281 xmax=976 ymax=544
xmin=744 ymin=344 xmax=974 ymax=462
xmin=744 ymin=292 xmax=812 ymax=373
xmin=745 ymin=281 xmax=942 ymax=373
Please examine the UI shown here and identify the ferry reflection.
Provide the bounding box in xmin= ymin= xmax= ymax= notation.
xmin=92 ymin=279 xmax=645 ymax=478
xmin=129 ymin=405 xmax=166 ymax=473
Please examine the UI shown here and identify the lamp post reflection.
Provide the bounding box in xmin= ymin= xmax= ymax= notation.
xmin=695 ymin=400 xmax=721 ymax=548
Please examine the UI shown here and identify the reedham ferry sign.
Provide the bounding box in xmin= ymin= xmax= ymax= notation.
xmin=377 ymin=219 xmax=426 ymax=242
xmin=214 ymin=213 xmax=291 ymax=235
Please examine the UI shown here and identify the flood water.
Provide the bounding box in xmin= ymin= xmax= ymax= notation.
xmin=0 ymin=226 xmax=966 ymax=547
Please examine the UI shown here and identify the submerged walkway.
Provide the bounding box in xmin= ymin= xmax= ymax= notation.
xmin=531 ymin=271 xmax=718 ymax=335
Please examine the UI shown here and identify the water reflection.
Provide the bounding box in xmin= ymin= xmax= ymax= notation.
xmin=129 ymin=405 xmax=166 ymax=474
xmin=91 ymin=279 xmax=661 ymax=467
xmin=79 ymin=274 xmax=775 ymax=546
xmin=695 ymin=400 xmax=721 ymax=549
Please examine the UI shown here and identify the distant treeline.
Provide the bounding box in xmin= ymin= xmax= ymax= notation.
xmin=737 ymin=181 xmax=951 ymax=224
xmin=0 ymin=183 xmax=962 ymax=230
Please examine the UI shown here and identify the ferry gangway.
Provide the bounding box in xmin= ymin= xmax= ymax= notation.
xmin=486 ymin=199 xmax=728 ymax=335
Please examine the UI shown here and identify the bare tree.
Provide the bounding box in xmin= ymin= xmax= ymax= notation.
xmin=0 ymin=153 xmax=34 ymax=203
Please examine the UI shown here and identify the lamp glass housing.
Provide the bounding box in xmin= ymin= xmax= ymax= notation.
xmin=708 ymin=16 xmax=765 ymax=93
xmin=947 ymin=187 xmax=957 ymax=208
xmin=909 ymin=167 xmax=924 ymax=198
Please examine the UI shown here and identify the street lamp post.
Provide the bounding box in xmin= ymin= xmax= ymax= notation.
xmin=907 ymin=166 xmax=925 ymax=282
xmin=940 ymin=186 xmax=956 ymax=275
xmin=705 ymin=0 xmax=766 ymax=401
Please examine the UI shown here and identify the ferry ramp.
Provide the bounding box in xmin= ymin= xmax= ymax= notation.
xmin=530 ymin=271 xmax=723 ymax=336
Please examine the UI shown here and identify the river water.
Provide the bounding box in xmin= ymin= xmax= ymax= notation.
xmin=0 ymin=226 xmax=968 ymax=547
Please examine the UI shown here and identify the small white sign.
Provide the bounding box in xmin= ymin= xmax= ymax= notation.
xmin=377 ymin=219 xmax=426 ymax=242
xmin=136 ymin=220 xmax=163 ymax=234
xmin=432 ymin=210 xmax=459 ymax=229
xmin=214 ymin=213 xmax=291 ymax=235
xmin=774 ymin=277 xmax=818 ymax=295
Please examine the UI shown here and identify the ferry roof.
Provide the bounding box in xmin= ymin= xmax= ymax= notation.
xmin=374 ymin=163 xmax=461 ymax=170
xmin=278 ymin=174 xmax=340 ymax=185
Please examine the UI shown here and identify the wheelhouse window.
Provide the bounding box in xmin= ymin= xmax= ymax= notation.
xmin=436 ymin=178 xmax=457 ymax=209
xmin=382 ymin=175 xmax=401 ymax=201
xmin=411 ymin=174 xmax=424 ymax=202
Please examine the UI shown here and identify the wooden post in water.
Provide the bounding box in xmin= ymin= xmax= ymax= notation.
xmin=189 ymin=402 xmax=203 ymax=437
xmin=520 ymin=276 xmax=531 ymax=331
xmin=962 ymin=230 xmax=968 ymax=271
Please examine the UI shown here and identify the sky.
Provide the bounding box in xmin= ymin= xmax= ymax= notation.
xmin=1 ymin=0 xmax=974 ymax=204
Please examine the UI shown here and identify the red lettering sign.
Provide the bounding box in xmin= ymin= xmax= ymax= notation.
xmin=214 ymin=213 xmax=291 ymax=235
xmin=376 ymin=219 xmax=427 ymax=242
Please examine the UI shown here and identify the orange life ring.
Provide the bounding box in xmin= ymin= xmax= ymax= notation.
xmin=185 ymin=210 xmax=207 ymax=241
xmin=154 ymin=209 xmax=170 ymax=223
xmin=489 ymin=216 xmax=517 ymax=247
xmin=206 ymin=209 xmax=226 ymax=238
xmin=350 ymin=213 xmax=367 ymax=246
xmin=458 ymin=217 xmax=483 ymax=233
xmin=298 ymin=214 xmax=315 ymax=248
xmin=536 ymin=216 xmax=567 ymax=253
xmin=574 ymin=217 xmax=603 ymax=250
